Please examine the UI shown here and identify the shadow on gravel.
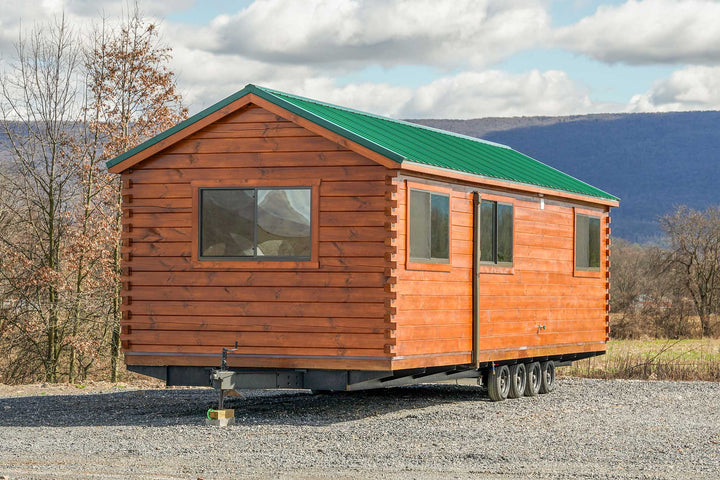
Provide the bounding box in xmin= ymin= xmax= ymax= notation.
xmin=0 ymin=384 xmax=492 ymax=428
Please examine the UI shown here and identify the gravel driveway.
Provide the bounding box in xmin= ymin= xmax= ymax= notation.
xmin=0 ymin=378 xmax=718 ymax=479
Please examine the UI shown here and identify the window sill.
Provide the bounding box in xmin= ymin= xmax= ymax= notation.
xmin=406 ymin=260 xmax=452 ymax=272
xmin=477 ymin=264 xmax=515 ymax=275
xmin=191 ymin=259 xmax=320 ymax=270
xmin=574 ymin=269 xmax=602 ymax=278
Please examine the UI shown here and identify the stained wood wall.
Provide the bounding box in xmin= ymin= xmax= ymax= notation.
xmin=391 ymin=176 xmax=609 ymax=370
xmin=118 ymin=102 xmax=611 ymax=374
xmin=120 ymin=105 xmax=395 ymax=370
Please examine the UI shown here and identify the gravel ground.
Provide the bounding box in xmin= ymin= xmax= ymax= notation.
xmin=0 ymin=378 xmax=718 ymax=479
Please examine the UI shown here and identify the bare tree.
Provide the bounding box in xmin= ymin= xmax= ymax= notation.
xmin=63 ymin=25 xmax=117 ymax=382
xmin=660 ymin=205 xmax=720 ymax=337
xmin=85 ymin=6 xmax=187 ymax=381
xmin=0 ymin=16 xmax=82 ymax=381
xmin=0 ymin=6 xmax=186 ymax=384
xmin=610 ymin=238 xmax=648 ymax=313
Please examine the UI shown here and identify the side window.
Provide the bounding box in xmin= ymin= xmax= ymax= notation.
xmin=199 ymin=187 xmax=312 ymax=260
xmin=480 ymin=200 xmax=513 ymax=265
xmin=576 ymin=214 xmax=601 ymax=270
xmin=409 ymin=189 xmax=450 ymax=263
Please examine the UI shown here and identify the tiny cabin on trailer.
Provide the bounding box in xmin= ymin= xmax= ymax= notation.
xmin=108 ymin=84 xmax=618 ymax=401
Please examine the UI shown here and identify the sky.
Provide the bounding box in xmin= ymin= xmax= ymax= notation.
xmin=2 ymin=0 xmax=720 ymax=118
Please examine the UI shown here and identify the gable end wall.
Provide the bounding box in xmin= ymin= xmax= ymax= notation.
xmin=119 ymin=105 xmax=394 ymax=371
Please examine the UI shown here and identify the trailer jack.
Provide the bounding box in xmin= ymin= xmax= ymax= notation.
xmin=206 ymin=343 xmax=239 ymax=426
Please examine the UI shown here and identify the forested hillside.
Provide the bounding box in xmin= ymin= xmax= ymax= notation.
xmin=4 ymin=111 xmax=718 ymax=242
xmin=412 ymin=111 xmax=720 ymax=242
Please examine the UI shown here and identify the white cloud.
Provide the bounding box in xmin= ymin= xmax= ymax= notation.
xmin=168 ymin=45 xmax=318 ymax=109
xmin=554 ymin=0 xmax=720 ymax=65
xmin=399 ymin=70 xmax=608 ymax=118
xmin=190 ymin=0 xmax=551 ymax=68
xmin=7 ymin=0 xmax=720 ymax=119
xmin=268 ymin=78 xmax=413 ymax=118
xmin=0 ymin=0 xmax=188 ymax=63
xmin=627 ymin=66 xmax=720 ymax=111
xmin=168 ymin=46 xmax=412 ymax=117
xmin=169 ymin=60 xmax=614 ymax=119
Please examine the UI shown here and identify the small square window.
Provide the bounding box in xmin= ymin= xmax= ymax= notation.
xmin=576 ymin=214 xmax=601 ymax=270
xmin=480 ymin=200 xmax=513 ymax=266
xmin=409 ymin=189 xmax=449 ymax=263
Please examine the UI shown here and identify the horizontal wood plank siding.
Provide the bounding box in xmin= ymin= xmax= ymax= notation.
xmin=119 ymin=101 xmax=611 ymax=374
xmin=392 ymin=175 xmax=609 ymax=368
xmin=121 ymin=105 xmax=392 ymax=370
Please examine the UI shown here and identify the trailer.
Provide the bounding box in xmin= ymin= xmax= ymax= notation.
xmin=107 ymin=84 xmax=618 ymax=402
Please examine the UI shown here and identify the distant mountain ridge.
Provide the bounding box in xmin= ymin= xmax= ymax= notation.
xmin=410 ymin=111 xmax=720 ymax=242
xmin=410 ymin=113 xmax=630 ymax=139
xmin=2 ymin=111 xmax=717 ymax=242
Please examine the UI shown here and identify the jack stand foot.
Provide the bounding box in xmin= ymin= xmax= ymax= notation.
xmin=206 ymin=408 xmax=235 ymax=427
xmin=206 ymin=417 xmax=235 ymax=427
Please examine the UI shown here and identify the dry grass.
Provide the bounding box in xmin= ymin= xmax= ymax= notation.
xmin=562 ymin=338 xmax=720 ymax=381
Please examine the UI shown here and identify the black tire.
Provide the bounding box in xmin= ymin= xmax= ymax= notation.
xmin=487 ymin=365 xmax=510 ymax=402
xmin=539 ymin=361 xmax=556 ymax=394
xmin=508 ymin=363 xmax=527 ymax=399
xmin=524 ymin=362 xmax=542 ymax=396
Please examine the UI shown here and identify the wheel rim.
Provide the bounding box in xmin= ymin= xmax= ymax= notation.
xmin=515 ymin=365 xmax=526 ymax=391
xmin=530 ymin=364 xmax=540 ymax=389
xmin=499 ymin=367 xmax=510 ymax=396
xmin=545 ymin=365 xmax=555 ymax=388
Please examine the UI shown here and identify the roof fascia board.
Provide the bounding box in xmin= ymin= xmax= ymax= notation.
xmin=401 ymin=161 xmax=620 ymax=207
xmin=246 ymin=93 xmax=402 ymax=170
xmin=106 ymin=86 xmax=255 ymax=173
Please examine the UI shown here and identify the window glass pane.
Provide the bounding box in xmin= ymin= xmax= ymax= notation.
xmin=588 ymin=216 xmax=601 ymax=268
xmin=480 ymin=201 xmax=495 ymax=263
xmin=430 ymin=194 xmax=449 ymax=260
xmin=201 ymin=189 xmax=255 ymax=257
xmin=497 ymin=204 xmax=513 ymax=264
xmin=409 ymin=190 xmax=430 ymax=260
xmin=575 ymin=214 xmax=590 ymax=268
xmin=256 ymin=188 xmax=311 ymax=257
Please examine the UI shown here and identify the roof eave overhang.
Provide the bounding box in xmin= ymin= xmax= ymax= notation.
xmin=400 ymin=161 xmax=620 ymax=207
xmin=107 ymin=88 xmax=255 ymax=173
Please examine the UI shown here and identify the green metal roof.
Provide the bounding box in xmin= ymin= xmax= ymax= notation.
xmin=107 ymin=84 xmax=618 ymax=201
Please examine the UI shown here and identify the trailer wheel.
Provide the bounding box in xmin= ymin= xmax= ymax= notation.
xmin=539 ymin=361 xmax=556 ymax=394
xmin=487 ymin=365 xmax=510 ymax=401
xmin=524 ymin=362 xmax=541 ymax=396
xmin=508 ymin=363 xmax=527 ymax=399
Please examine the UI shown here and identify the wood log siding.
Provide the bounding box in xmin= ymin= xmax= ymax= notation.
xmin=393 ymin=176 xmax=609 ymax=368
xmin=118 ymin=102 xmax=611 ymax=373
xmin=120 ymin=105 xmax=394 ymax=370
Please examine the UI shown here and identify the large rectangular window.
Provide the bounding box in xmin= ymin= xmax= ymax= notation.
xmin=480 ymin=200 xmax=513 ymax=265
xmin=199 ymin=187 xmax=311 ymax=260
xmin=576 ymin=214 xmax=601 ymax=270
xmin=409 ymin=189 xmax=449 ymax=263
